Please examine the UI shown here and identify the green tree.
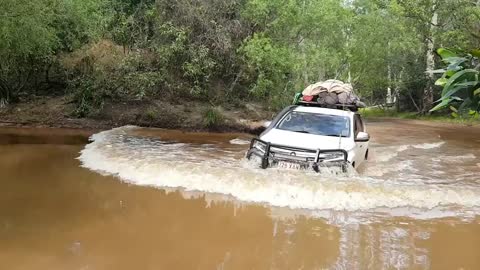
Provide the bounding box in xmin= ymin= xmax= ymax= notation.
xmin=0 ymin=0 xmax=56 ymax=106
xmin=397 ymin=0 xmax=480 ymax=113
xmin=0 ymin=0 xmax=110 ymax=106
xmin=348 ymin=0 xmax=422 ymax=107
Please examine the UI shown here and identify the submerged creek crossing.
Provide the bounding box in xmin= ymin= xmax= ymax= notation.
xmin=1 ymin=119 xmax=479 ymax=269
xmin=78 ymin=121 xmax=480 ymax=219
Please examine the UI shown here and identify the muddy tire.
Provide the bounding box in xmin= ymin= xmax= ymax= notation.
xmin=341 ymin=164 xmax=348 ymax=173
xmin=261 ymin=158 xmax=269 ymax=169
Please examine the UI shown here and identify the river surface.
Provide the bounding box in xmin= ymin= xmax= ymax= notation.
xmin=1 ymin=120 xmax=479 ymax=269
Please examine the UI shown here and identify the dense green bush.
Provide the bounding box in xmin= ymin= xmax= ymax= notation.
xmin=1 ymin=0 xmax=479 ymax=115
xmin=240 ymin=34 xmax=294 ymax=98
xmin=0 ymin=0 xmax=110 ymax=106
xmin=64 ymin=42 xmax=169 ymax=116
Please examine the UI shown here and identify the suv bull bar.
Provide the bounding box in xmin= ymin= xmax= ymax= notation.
xmin=246 ymin=138 xmax=348 ymax=172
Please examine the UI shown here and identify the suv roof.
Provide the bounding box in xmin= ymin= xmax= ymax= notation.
xmin=293 ymin=106 xmax=355 ymax=117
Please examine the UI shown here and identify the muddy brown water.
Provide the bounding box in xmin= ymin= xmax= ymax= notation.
xmin=0 ymin=121 xmax=479 ymax=270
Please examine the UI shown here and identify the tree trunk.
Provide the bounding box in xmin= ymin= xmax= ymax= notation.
xmin=0 ymin=98 xmax=7 ymax=108
xmin=422 ymin=1 xmax=438 ymax=114
xmin=300 ymin=0 xmax=308 ymax=85
xmin=395 ymin=70 xmax=403 ymax=112
xmin=387 ymin=62 xmax=393 ymax=105
xmin=0 ymin=81 xmax=11 ymax=108
xmin=227 ymin=69 xmax=243 ymax=97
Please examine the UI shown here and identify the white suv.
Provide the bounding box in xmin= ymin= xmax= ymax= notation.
xmin=246 ymin=105 xmax=369 ymax=172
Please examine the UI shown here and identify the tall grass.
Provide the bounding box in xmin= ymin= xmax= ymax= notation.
xmin=204 ymin=107 xmax=224 ymax=128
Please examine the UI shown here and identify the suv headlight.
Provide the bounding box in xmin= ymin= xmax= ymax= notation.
xmin=319 ymin=151 xmax=345 ymax=161
xmin=253 ymin=141 xmax=266 ymax=152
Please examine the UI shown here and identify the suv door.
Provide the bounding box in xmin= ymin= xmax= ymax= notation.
xmin=353 ymin=114 xmax=368 ymax=166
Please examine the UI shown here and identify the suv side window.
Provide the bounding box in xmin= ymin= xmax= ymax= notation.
xmin=354 ymin=114 xmax=364 ymax=136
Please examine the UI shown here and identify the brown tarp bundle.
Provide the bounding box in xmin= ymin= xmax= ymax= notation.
xmin=302 ymin=80 xmax=359 ymax=106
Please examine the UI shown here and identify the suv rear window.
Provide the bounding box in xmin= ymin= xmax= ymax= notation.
xmin=276 ymin=111 xmax=350 ymax=137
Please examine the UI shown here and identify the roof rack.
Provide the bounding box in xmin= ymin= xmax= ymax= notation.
xmin=296 ymin=101 xmax=364 ymax=112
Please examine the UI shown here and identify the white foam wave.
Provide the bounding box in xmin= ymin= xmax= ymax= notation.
xmin=373 ymin=145 xmax=410 ymax=162
xmin=373 ymin=142 xmax=443 ymax=164
xmin=78 ymin=127 xmax=480 ymax=217
xmin=229 ymin=138 xmax=251 ymax=145
xmin=442 ymin=153 xmax=476 ymax=161
xmin=412 ymin=141 xmax=445 ymax=149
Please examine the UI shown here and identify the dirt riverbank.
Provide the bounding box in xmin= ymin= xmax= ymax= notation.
xmin=1 ymin=96 xmax=479 ymax=134
xmin=0 ymin=96 xmax=271 ymax=134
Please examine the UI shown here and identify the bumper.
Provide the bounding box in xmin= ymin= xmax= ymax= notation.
xmin=245 ymin=138 xmax=348 ymax=172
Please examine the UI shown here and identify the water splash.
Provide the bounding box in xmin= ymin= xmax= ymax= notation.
xmin=79 ymin=126 xmax=480 ymax=220
xmin=229 ymin=138 xmax=251 ymax=145
xmin=412 ymin=141 xmax=445 ymax=149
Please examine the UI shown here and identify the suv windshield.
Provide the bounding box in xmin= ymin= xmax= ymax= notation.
xmin=276 ymin=111 xmax=350 ymax=137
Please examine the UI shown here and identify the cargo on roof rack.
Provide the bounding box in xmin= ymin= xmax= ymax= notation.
xmin=293 ymin=79 xmax=365 ymax=111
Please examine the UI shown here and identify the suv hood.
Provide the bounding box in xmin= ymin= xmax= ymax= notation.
xmin=260 ymin=129 xmax=354 ymax=151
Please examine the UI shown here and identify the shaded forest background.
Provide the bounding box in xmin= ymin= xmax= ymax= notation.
xmin=1 ymin=0 xmax=479 ymax=120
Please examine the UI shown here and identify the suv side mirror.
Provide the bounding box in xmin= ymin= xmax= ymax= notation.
xmin=355 ymin=131 xmax=370 ymax=142
xmin=263 ymin=121 xmax=272 ymax=128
